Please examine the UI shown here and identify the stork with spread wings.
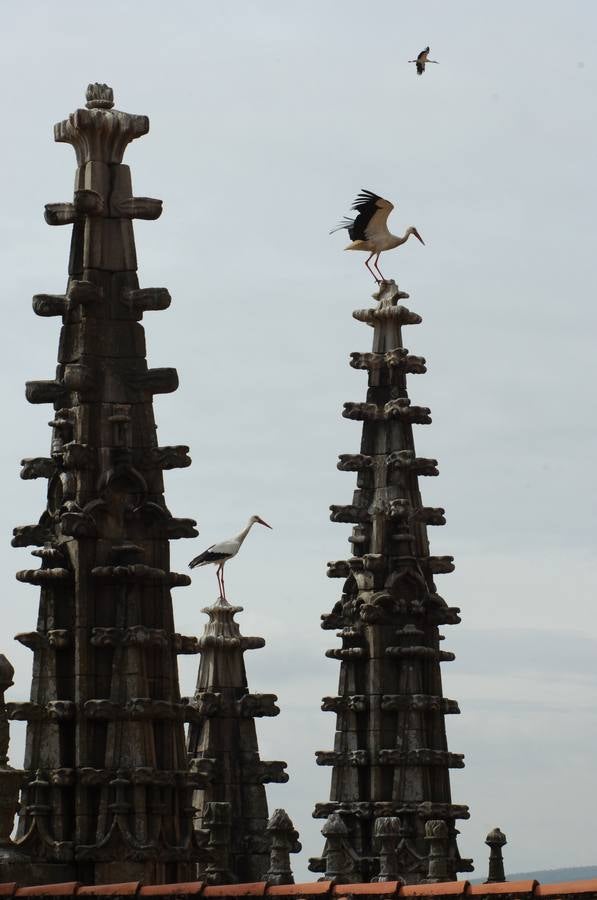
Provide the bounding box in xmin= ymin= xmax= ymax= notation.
xmin=409 ymin=46 xmax=439 ymax=75
xmin=330 ymin=190 xmax=424 ymax=283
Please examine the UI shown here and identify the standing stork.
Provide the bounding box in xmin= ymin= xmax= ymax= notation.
xmin=409 ymin=46 xmax=439 ymax=75
xmin=330 ymin=190 xmax=424 ymax=283
xmin=188 ymin=515 xmax=272 ymax=600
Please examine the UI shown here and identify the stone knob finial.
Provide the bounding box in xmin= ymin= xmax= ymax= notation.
xmin=373 ymin=816 xmax=401 ymax=882
xmin=486 ymin=826 xmax=507 ymax=848
xmin=0 ymin=656 xmax=14 ymax=693
xmin=85 ymin=83 xmax=114 ymax=110
xmin=485 ymin=826 xmax=507 ymax=883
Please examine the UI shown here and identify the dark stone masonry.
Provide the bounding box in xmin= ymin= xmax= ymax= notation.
xmin=6 ymin=83 xmax=203 ymax=885
xmin=310 ymin=281 xmax=470 ymax=882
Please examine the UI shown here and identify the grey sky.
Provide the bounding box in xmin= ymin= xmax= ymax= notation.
xmin=1 ymin=0 xmax=597 ymax=880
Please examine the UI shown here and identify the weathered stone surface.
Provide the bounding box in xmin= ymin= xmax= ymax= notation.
xmin=318 ymin=812 xmax=359 ymax=883
xmin=25 ymin=380 xmax=68 ymax=406
xmin=19 ymin=457 xmax=56 ymax=480
xmin=8 ymin=85 xmax=202 ymax=886
xmin=188 ymin=597 xmax=288 ymax=883
xmin=150 ymin=444 xmax=192 ymax=469
xmin=350 ymin=348 xmax=426 ymax=374
xmin=44 ymin=203 xmax=77 ymax=226
xmin=314 ymin=279 xmax=468 ymax=883
xmin=32 ymin=293 xmax=68 ymax=317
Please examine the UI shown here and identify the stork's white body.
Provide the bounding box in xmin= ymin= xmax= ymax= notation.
xmin=345 ymin=232 xmax=416 ymax=254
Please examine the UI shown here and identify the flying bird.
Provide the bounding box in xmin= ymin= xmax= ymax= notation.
xmin=409 ymin=46 xmax=439 ymax=75
xmin=330 ymin=190 xmax=424 ymax=282
xmin=188 ymin=515 xmax=272 ymax=600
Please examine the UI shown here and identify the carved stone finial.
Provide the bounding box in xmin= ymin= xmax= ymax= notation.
xmin=264 ymin=808 xmax=301 ymax=885
xmin=0 ymin=656 xmax=22 ymax=848
xmin=485 ymin=827 xmax=507 ymax=883
xmin=204 ymin=801 xmax=235 ymax=885
xmin=425 ymin=819 xmax=449 ymax=883
xmin=321 ymin=812 xmax=358 ymax=883
xmin=0 ymin=656 xmax=14 ymax=768
xmin=373 ymin=816 xmax=402 ymax=882
xmin=85 ymin=83 xmax=114 ymax=109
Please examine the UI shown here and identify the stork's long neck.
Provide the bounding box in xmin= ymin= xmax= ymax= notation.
xmin=234 ymin=519 xmax=255 ymax=546
xmin=389 ymin=230 xmax=411 ymax=249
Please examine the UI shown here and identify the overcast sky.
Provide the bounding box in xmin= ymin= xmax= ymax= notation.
xmin=1 ymin=0 xmax=596 ymax=882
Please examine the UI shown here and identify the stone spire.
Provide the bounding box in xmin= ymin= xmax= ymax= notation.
xmin=310 ymin=280 xmax=472 ymax=883
xmin=186 ymin=596 xmax=294 ymax=883
xmin=6 ymin=84 xmax=208 ymax=885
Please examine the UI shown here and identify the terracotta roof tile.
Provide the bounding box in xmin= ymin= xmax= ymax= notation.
xmin=267 ymin=886 xmax=333 ymax=897
xmin=203 ymin=886 xmax=267 ymax=898
xmin=332 ymin=884 xmax=400 ymax=896
xmin=8 ymin=877 xmax=597 ymax=900
xmin=77 ymin=884 xmax=141 ymax=897
xmin=402 ymin=883 xmax=470 ymax=897
xmin=16 ymin=885 xmax=80 ymax=897
xmin=468 ymin=883 xmax=538 ymax=897
xmin=139 ymin=886 xmax=204 ymax=897
xmin=535 ymin=880 xmax=597 ymax=897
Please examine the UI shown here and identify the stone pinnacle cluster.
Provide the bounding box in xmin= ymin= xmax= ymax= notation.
xmin=0 ymin=83 xmax=479 ymax=889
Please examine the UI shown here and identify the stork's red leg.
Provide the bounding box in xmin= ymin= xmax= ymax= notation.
xmin=365 ymin=252 xmax=380 ymax=282
xmin=216 ymin=564 xmax=223 ymax=599
xmin=373 ymin=253 xmax=385 ymax=282
xmin=220 ymin=565 xmax=226 ymax=601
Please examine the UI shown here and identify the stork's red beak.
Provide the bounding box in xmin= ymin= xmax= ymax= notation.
xmin=256 ymin=517 xmax=272 ymax=529
xmin=413 ymin=229 xmax=425 ymax=245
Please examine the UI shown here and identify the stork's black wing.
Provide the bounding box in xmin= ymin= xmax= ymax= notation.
xmin=189 ymin=545 xmax=230 ymax=569
xmin=330 ymin=190 xmax=394 ymax=241
xmin=350 ymin=190 xmax=394 ymax=241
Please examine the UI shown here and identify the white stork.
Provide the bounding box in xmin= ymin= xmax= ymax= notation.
xmin=188 ymin=515 xmax=272 ymax=600
xmin=330 ymin=190 xmax=424 ymax=283
xmin=409 ymin=46 xmax=439 ymax=75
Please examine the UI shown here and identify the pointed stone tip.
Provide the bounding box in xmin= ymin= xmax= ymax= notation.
xmin=85 ymin=83 xmax=114 ymax=110
xmin=321 ymin=811 xmax=349 ymax=836
xmin=267 ymin=808 xmax=294 ymax=830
